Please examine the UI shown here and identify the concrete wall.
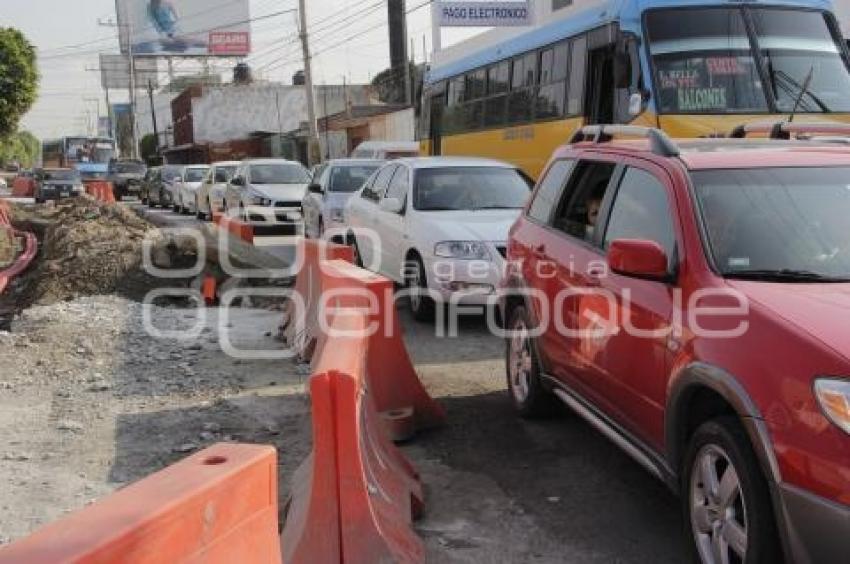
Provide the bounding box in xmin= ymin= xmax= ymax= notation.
xmin=367 ymin=108 xmax=415 ymax=142
xmin=190 ymin=84 xmax=374 ymax=144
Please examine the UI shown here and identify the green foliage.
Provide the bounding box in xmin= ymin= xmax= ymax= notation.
xmin=0 ymin=130 xmax=39 ymax=167
xmin=0 ymin=28 xmax=39 ymax=138
xmin=139 ymin=133 xmax=159 ymax=164
xmin=371 ymin=62 xmax=423 ymax=105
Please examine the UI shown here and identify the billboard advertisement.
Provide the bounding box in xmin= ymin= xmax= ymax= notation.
xmin=115 ymin=0 xmax=251 ymax=57
xmin=438 ymin=1 xmax=532 ymax=27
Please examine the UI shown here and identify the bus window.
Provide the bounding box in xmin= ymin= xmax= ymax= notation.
xmin=537 ymin=42 xmax=569 ymax=120
xmin=646 ymin=8 xmax=768 ymax=113
xmin=485 ymin=61 xmax=510 ymax=127
xmin=509 ymin=52 xmax=538 ymax=123
xmin=751 ymin=9 xmax=850 ymax=113
xmin=568 ymin=36 xmax=587 ymax=115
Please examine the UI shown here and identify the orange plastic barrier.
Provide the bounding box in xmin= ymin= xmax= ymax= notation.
xmin=282 ymin=313 xmax=425 ymax=563
xmin=201 ymin=275 xmax=218 ymax=306
xmin=11 ymin=176 xmax=35 ymax=198
xmin=0 ymin=443 xmax=282 ymax=564
xmin=83 ymin=181 xmax=116 ymax=204
xmin=0 ymin=229 xmax=37 ymax=295
xmin=212 ymin=212 xmax=254 ymax=243
xmin=315 ymin=259 xmax=445 ymax=439
xmin=280 ymin=238 xmax=354 ymax=361
xmin=0 ymin=200 xmax=10 ymax=225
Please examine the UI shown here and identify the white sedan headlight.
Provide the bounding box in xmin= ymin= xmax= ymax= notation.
xmin=814 ymin=378 xmax=850 ymax=435
xmin=434 ymin=241 xmax=491 ymax=261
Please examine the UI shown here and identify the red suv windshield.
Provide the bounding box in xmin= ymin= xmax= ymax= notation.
xmin=693 ymin=166 xmax=850 ymax=280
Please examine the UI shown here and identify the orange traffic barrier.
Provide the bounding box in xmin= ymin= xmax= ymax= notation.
xmin=11 ymin=176 xmax=35 ymax=198
xmin=282 ymin=313 xmax=425 ymax=563
xmin=0 ymin=200 xmax=10 ymax=225
xmin=83 ymin=181 xmax=116 ymax=204
xmin=316 ymin=259 xmax=445 ymax=439
xmin=280 ymin=238 xmax=354 ymax=361
xmin=0 ymin=443 xmax=282 ymax=564
xmin=201 ymin=275 xmax=218 ymax=306
xmin=0 ymin=229 xmax=37 ymax=295
xmin=213 ymin=212 xmax=254 ymax=243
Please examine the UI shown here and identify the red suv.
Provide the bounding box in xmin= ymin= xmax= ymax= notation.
xmin=501 ymin=125 xmax=850 ymax=563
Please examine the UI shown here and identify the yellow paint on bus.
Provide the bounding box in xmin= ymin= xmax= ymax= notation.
xmin=421 ymin=113 xmax=850 ymax=180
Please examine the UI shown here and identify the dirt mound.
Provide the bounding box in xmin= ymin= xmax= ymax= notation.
xmin=7 ymin=198 xmax=197 ymax=307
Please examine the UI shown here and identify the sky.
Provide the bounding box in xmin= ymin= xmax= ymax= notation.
xmin=5 ymin=0 xmax=483 ymax=140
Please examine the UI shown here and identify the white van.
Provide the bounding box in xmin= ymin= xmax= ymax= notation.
xmin=350 ymin=141 xmax=419 ymax=160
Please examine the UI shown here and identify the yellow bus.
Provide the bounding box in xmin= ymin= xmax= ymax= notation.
xmin=419 ymin=0 xmax=850 ymax=178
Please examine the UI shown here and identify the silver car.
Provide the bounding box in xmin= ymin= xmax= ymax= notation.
xmin=196 ymin=161 xmax=240 ymax=220
xmin=223 ymin=159 xmax=311 ymax=229
xmin=302 ymin=159 xmax=384 ymax=239
xmin=175 ymin=165 xmax=210 ymax=215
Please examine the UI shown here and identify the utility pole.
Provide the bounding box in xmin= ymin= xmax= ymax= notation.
xmin=98 ymin=16 xmax=139 ymax=158
xmin=431 ymin=0 xmax=442 ymax=54
xmin=147 ymin=79 xmax=160 ymax=159
xmin=105 ymin=87 xmax=113 ymax=140
xmin=298 ymin=0 xmax=320 ymax=166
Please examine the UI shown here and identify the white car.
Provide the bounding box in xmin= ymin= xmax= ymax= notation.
xmin=174 ymin=165 xmax=209 ymax=215
xmin=223 ymin=159 xmax=311 ymax=231
xmin=303 ymin=159 xmax=384 ymax=239
xmin=196 ymin=161 xmax=240 ymax=220
xmin=344 ymin=157 xmax=533 ymax=320
xmin=350 ymin=140 xmax=420 ymax=160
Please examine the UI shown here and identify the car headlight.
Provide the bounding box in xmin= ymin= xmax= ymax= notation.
xmin=72 ymin=184 xmax=84 ymax=193
xmin=814 ymin=378 xmax=850 ymax=435
xmin=434 ymin=241 xmax=492 ymax=260
xmin=328 ymin=208 xmax=344 ymax=223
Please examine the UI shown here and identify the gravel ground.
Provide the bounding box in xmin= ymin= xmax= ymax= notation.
xmin=0 ymin=296 xmax=311 ymax=545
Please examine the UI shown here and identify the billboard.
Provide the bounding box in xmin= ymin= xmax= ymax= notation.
xmin=115 ymin=0 xmax=251 ymax=57
xmin=438 ymin=1 xmax=532 ymax=27
xmin=100 ymin=54 xmax=159 ymax=89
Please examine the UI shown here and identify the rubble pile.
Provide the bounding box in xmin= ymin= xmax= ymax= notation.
xmin=7 ymin=199 xmax=197 ymax=306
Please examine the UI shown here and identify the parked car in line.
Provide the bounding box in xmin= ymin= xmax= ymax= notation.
xmin=223 ymin=159 xmax=311 ymax=230
xmin=196 ymin=161 xmax=240 ymax=220
xmin=140 ymin=167 xmax=161 ymax=206
xmin=159 ymin=164 xmax=184 ymax=208
xmin=107 ymin=159 xmax=147 ymax=201
xmin=350 ymin=141 xmax=420 ymax=160
xmin=501 ymin=125 xmax=850 ymax=564
xmin=33 ymin=168 xmax=85 ymax=203
xmin=174 ymin=165 xmax=209 ymax=215
xmin=345 ymin=157 xmax=532 ymax=320
xmin=303 ymin=159 xmax=383 ymax=239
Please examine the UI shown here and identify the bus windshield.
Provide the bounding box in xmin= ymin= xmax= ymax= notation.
xmin=646 ymin=7 xmax=850 ymax=114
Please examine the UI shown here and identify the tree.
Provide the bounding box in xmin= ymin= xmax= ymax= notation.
xmin=139 ymin=133 xmax=159 ymax=164
xmin=0 ymin=28 xmax=38 ymax=138
xmin=0 ymin=130 xmax=39 ymax=167
xmin=371 ymin=62 xmax=423 ymax=105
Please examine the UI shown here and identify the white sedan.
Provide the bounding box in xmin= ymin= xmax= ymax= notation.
xmin=344 ymin=157 xmax=533 ymax=321
xmin=196 ymin=161 xmax=240 ymax=220
xmin=175 ymin=165 xmax=209 ymax=215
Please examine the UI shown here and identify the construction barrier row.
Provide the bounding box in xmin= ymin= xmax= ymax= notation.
xmin=280 ymin=239 xmax=354 ymax=361
xmin=0 ymin=200 xmax=38 ymax=295
xmin=11 ymin=176 xmax=35 ymax=198
xmin=212 ymin=212 xmax=254 ymax=243
xmin=84 ymin=180 xmax=117 ymax=204
xmin=0 ymin=239 xmax=444 ymax=563
xmin=282 ymin=312 xmax=429 ymax=563
xmin=0 ymin=443 xmax=282 ymax=564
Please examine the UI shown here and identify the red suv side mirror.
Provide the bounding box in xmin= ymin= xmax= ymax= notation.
xmin=607 ymin=239 xmax=670 ymax=281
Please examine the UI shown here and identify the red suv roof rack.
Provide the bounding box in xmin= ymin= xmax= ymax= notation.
xmin=729 ymin=121 xmax=850 ymax=140
xmin=569 ymin=125 xmax=680 ymax=157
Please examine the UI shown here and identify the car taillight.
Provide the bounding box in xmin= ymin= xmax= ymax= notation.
xmin=814 ymin=378 xmax=850 ymax=435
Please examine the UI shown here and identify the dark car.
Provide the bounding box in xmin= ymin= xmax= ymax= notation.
xmin=34 ymin=169 xmax=84 ymax=203
xmin=501 ymin=125 xmax=850 ymax=564
xmin=145 ymin=165 xmax=181 ymax=208
xmin=140 ymin=167 xmax=162 ymax=207
xmin=108 ymin=160 xmax=147 ymax=201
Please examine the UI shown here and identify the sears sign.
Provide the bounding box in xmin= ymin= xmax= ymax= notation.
xmin=438 ymin=1 xmax=532 ymax=27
